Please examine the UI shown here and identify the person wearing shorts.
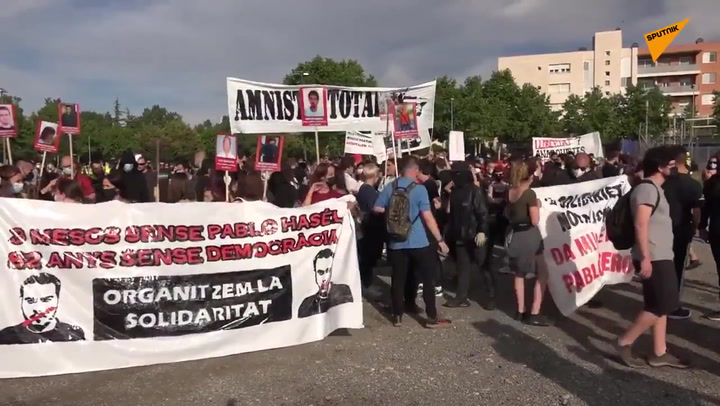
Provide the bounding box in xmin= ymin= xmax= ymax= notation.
xmin=617 ymin=146 xmax=689 ymax=369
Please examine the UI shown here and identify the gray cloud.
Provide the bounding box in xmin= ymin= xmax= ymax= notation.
xmin=0 ymin=0 xmax=717 ymax=124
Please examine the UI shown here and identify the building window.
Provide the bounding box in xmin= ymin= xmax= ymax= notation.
xmin=657 ymin=58 xmax=670 ymax=66
xmin=658 ymin=81 xmax=670 ymax=87
xmin=702 ymin=72 xmax=717 ymax=84
xmin=621 ymin=77 xmax=629 ymax=87
xmin=701 ymin=94 xmax=715 ymax=105
xmin=638 ymin=59 xmax=653 ymax=68
xmin=605 ymin=91 xmax=611 ymax=96
xmin=548 ymin=83 xmax=571 ymax=93
xmin=584 ymin=61 xmax=589 ymax=71
xmin=679 ymin=56 xmax=693 ymax=65
xmin=549 ymin=63 xmax=571 ymax=73
xmin=604 ymin=80 xmax=610 ymax=86
xmin=605 ymin=60 xmax=610 ymax=66
xmin=605 ymin=51 xmax=611 ymax=56
xmin=702 ymin=51 xmax=717 ymax=63
xmin=605 ymin=71 xmax=610 ymax=76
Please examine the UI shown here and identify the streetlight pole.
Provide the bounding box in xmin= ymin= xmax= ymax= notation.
xmin=450 ymin=97 xmax=454 ymax=131
xmin=689 ymin=84 xmax=696 ymax=148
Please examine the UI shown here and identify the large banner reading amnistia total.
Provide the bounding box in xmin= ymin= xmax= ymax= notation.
xmin=0 ymin=197 xmax=362 ymax=378
xmin=536 ymin=176 xmax=633 ymax=316
xmin=226 ymin=78 xmax=435 ymax=151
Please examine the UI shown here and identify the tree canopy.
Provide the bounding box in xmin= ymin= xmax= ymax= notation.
xmin=0 ymin=56 xmax=678 ymax=163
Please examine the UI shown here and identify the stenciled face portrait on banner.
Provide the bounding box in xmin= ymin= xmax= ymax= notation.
xmin=0 ymin=272 xmax=85 ymax=345
xmin=299 ymin=87 xmax=328 ymax=126
xmin=58 ymin=103 xmax=81 ymax=134
xmin=254 ymin=135 xmax=284 ymax=172
xmin=34 ymin=121 xmax=60 ymax=153
xmin=215 ymin=134 xmax=238 ymax=172
xmin=298 ymin=248 xmax=354 ymax=318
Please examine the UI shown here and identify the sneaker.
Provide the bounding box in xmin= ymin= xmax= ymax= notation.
xmin=443 ymin=299 xmax=470 ymax=308
xmin=514 ymin=311 xmax=526 ymax=321
xmin=434 ymin=286 xmax=443 ymax=297
xmin=685 ymin=260 xmax=702 ymax=270
xmin=392 ymin=315 xmax=402 ymax=327
xmin=668 ymin=307 xmax=692 ymax=320
xmin=425 ymin=317 xmax=452 ymax=329
xmin=524 ymin=314 xmax=550 ymax=327
xmin=703 ymin=311 xmax=720 ymax=321
xmin=648 ymin=352 xmax=690 ymax=369
xmin=417 ymin=283 xmax=424 ymax=294
xmin=616 ymin=343 xmax=647 ymax=368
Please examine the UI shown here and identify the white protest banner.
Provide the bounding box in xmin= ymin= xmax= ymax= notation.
xmin=532 ymin=132 xmax=603 ymax=159
xmin=344 ymin=131 xmax=374 ymax=155
xmin=0 ymin=198 xmax=362 ymax=378
xmin=372 ymin=133 xmax=387 ymax=163
xmin=448 ymin=131 xmax=465 ymax=162
xmin=536 ymin=176 xmax=632 ymax=316
xmin=226 ymin=78 xmax=435 ymax=151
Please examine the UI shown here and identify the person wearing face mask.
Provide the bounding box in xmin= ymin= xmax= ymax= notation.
xmin=303 ymin=163 xmax=344 ymax=206
xmin=168 ymin=162 xmax=196 ymax=203
xmin=569 ymin=153 xmax=600 ymax=184
xmin=0 ymin=165 xmax=26 ymax=198
xmin=116 ymin=150 xmax=151 ymax=203
xmin=40 ymin=156 xmax=95 ymax=202
xmin=704 ymin=156 xmax=718 ymax=181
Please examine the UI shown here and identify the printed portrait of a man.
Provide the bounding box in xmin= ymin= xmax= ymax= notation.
xmin=297 ymin=248 xmax=353 ymax=318
xmin=0 ymin=273 xmax=85 ymax=345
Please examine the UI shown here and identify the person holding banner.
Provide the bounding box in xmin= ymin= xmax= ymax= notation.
xmin=506 ymin=159 xmax=549 ymax=327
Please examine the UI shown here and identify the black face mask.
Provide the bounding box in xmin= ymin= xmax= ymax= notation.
xmin=103 ymin=189 xmax=117 ymax=201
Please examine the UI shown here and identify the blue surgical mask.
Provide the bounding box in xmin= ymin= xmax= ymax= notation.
xmin=12 ymin=183 xmax=23 ymax=193
xmin=123 ymin=164 xmax=134 ymax=172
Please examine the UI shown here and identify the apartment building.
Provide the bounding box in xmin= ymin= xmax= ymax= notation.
xmin=497 ymin=30 xmax=638 ymax=111
xmin=637 ymin=39 xmax=720 ymax=117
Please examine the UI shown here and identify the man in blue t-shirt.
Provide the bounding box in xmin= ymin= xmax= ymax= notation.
xmin=374 ymin=156 xmax=451 ymax=329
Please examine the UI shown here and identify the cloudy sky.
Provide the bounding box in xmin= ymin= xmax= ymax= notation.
xmin=1 ymin=0 xmax=718 ymax=124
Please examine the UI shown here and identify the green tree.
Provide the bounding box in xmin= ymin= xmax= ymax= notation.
xmin=282 ymin=56 xmax=377 ymax=159
xmin=561 ymin=94 xmax=588 ymax=135
xmin=711 ymin=90 xmax=720 ymax=127
xmin=432 ymin=75 xmax=461 ymax=142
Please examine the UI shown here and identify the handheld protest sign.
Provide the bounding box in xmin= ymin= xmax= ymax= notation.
xmin=299 ymin=87 xmax=328 ymax=127
xmin=254 ymin=135 xmax=284 ymax=172
xmin=58 ymin=103 xmax=81 ymax=135
xmin=34 ymin=121 xmax=60 ymax=154
xmin=393 ymin=102 xmax=419 ymax=140
xmin=215 ymin=134 xmax=238 ymax=172
xmin=0 ymin=104 xmax=18 ymax=138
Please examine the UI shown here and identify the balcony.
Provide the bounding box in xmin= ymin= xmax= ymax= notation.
xmin=658 ymin=85 xmax=697 ymax=96
xmin=637 ymin=63 xmax=701 ymax=77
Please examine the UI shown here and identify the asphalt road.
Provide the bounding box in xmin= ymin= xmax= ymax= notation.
xmin=2 ymin=243 xmax=720 ymax=406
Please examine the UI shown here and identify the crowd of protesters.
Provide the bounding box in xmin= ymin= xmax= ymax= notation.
xmin=2 ymin=144 xmax=720 ymax=369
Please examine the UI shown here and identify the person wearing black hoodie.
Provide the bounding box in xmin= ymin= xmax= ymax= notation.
xmin=117 ymin=150 xmax=151 ymax=203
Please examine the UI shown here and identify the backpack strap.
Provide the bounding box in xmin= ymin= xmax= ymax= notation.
xmin=638 ymin=180 xmax=661 ymax=216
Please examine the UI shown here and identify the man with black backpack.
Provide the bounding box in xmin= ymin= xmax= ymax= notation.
xmin=614 ymin=146 xmax=689 ymax=369
xmin=374 ymin=156 xmax=451 ymax=328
